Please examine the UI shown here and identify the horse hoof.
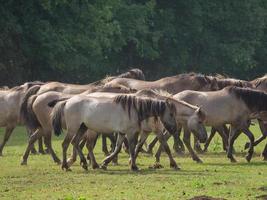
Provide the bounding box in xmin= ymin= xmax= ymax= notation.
xmin=61 ymin=164 xmax=71 ymax=171
xmin=20 ymin=160 xmax=27 ymax=165
xmin=131 ymin=166 xmax=139 ymax=171
xmin=245 ymin=155 xmax=252 ymax=163
xmin=100 ymin=165 xmax=107 ymax=170
xmin=152 ymin=163 xmax=164 ymax=169
xmin=193 ymin=157 xmax=203 ymax=163
xmin=81 ymin=162 xmax=88 ymax=171
xmin=230 ymin=158 xmax=237 ymax=163
xmin=170 ymin=163 xmax=181 ymax=170
xmin=244 ymin=142 xmax=250 ymax=150
xmin=263 ymin=157 xmax=267 ymax=161
xmin=92 ymin=164 xmax=99 ymax=169
xmin=38 ymin=150 xmax=46 ymax=155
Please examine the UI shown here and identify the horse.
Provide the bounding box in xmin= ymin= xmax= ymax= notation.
xmin=35 ymin=68 xmax=144 ymax=95
xmin=49 ymin=94 xmax=179 ymax=171
xmin=244 ymin=74 xmax=267 ymax=153
xmin=175 ymin=86 xmax=267 ymax=162
xmin=142 ymin=76 xmax=253 ymax=154
xmin=0 ymin=81 xmax=45 ymax=156
xmin=67 ymin=89 xmax=207 ymax=169
xmin=105 ymin=72 xmax=218 ymax=94
xmin=198 ymin=76 xmax=255 ymax=152
xmin=20 ymin=86 xmax=134 ymax=165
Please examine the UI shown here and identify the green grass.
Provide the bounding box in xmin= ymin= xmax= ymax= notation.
xmin=0 ymin=126 xmax=266 ymax=200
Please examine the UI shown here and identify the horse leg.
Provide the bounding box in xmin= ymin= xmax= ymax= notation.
xmin=227 ymin=127 xmax=241 ymax=163
xmin=86 ymin=139 xmax=99 ymax=169
xmin=173 ymin=127 xmax=185 ymax=154
xmin=102 ymin=135 xmax=109 ymax=156
xmin=71 ymin=125 xmax=88 ymax=171
xmin=183 ymin=127 xmax=202 ymax=163
xmin=262 ymin=143 xmax=267 ymax=161
xmin=107 ymin=133 xmax=119 ymax=165
xmin=67 ymin=146 xmax=78 ymax=167
xmin=37 ymin=137 xmax=46 ymax=154
xmin=61 ymin=133 xmax=74 ymax=171
xmin=242 ymin=127 xmax=255 ymax=162
xmin=203 ymin=127 xmax=216 ymax=152
xmin=0 ymin=125 xmax=15 ymax=156
xmin=44 ymin=131 xmax=61 ymax=164
xmin=194 ymin=136 xmax=204 ymax=153
xmin=123 ymin=137 xmax=129 ymax=154
xmin=158 ymin=131 xmax=179 ymax=170
xmin=127 ymin=132 xmax=139 ymax=171
xmin=154 ymin=132 xmax=172 ymax=168
xmin=101 ymin=133 xmax=125 ymax=170
xmin=25 ymin=128 xmax=38 ymax=155
xmin=245 ymin=119 xmax=266 ymax=149
xmin=134 ymin=131 xmax=149 ymax=159
xmin=146 ymin=136 xmax=158 ymax=154
xmin=21 ymin=129 xmax=42 ymax=165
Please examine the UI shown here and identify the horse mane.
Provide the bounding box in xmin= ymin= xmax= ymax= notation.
xmin=228 ymin=86 xmax=267 ymax=112
xmin=114 ymin=95 xmax=170 ymax=125
xmin=216 ymin=78 xmax=253 ymax=89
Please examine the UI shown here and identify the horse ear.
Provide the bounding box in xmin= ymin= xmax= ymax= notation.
xmin=197 ymin=107 xmax=206 ymax=121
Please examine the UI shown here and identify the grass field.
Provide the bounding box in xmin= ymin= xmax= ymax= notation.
xmin=0 ymin=126 xmax=266 ymax=200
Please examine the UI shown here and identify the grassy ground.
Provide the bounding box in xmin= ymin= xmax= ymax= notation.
xmin=0 ymin=126 xmax=266 ymax=200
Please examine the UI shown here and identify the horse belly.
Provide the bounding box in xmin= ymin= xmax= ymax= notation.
xmin=83 ymin=106 xmax=135 ymax=134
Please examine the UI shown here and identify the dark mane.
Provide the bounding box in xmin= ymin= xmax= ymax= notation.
xmin=114 ymin=95 xmax=169 ymax=125
xmin=217 ymin=78 xmax=253 ymax=89
xmin=228 ymin=86 xmax=267 ymax=112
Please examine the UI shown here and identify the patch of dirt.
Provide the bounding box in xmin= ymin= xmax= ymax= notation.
xmin=189 ymin=196 xmax=226 ymax=200
xmin=256 ymin=195 xmax=267 ymax=200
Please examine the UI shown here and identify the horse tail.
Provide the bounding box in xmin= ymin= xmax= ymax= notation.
xmin=51 ymin=101 xmax=66 ymax=136
xmin=48 ymin=98 xmax=70 ymax=108
xmin=20 ymin=85 xmax=40 ymax=125
xmin=25 ymin=95 xmax=41 ymax=131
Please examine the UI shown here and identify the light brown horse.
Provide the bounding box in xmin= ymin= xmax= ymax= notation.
xmin=175 ymin=86 xmax=267 ymax=162
xmin=105 ymin=73 xmax=218 ymax=94
xmin=50 ymin=94 xmax=178 ymax=171
xmin=0 ymin=81 xmax=44 ymax=156
xmin=20 ymin=86 xmax=134 ymax=165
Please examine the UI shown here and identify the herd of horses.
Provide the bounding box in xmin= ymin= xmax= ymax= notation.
xmin=0 ymin=68 xmax=267 ymax=171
